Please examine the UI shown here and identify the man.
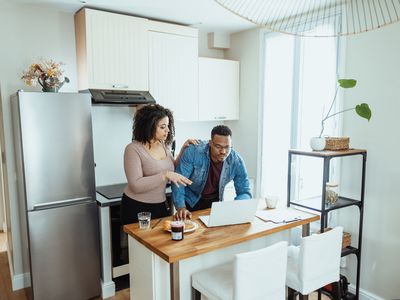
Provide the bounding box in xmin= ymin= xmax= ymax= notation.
xmin=172 ymin=125 xmax=252 ymax=220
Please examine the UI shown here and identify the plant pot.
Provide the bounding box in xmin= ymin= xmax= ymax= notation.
xmin=310 ymin=137 xmax=326 ymax=151
xmin=42 ymin=86 xmax=59 ymax=93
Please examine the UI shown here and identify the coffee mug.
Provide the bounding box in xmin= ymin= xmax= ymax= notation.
xmin=265 ymin=195 xmax=279 ymax=209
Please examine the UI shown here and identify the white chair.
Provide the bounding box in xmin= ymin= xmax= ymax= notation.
xmin=191 ymin=241 xmax=288 ymax=300
xmin=286 ymin=227 xmax=344 ymax=300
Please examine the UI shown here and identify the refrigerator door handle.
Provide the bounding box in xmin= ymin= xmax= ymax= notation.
xmin=32 ymin=197 xmax=93 ymax=211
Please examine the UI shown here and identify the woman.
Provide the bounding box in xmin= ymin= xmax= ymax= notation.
xmin=121 ymin=104 xmax=195 ymax=225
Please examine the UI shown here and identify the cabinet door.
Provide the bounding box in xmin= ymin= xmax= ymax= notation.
xmin=86 ymin=9 xmax=148 ymax=90
xmin=198 ymin=57 xmax=240 ymax=121
xmin=149 ymin=31 xmax=198 ymax=121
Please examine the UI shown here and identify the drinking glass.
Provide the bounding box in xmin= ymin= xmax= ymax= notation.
xmin=137 ymin=212 xmax=151 ymax=229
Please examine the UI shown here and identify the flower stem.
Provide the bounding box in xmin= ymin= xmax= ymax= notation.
xmin=318 ymin=107 xmax=355 ymax=137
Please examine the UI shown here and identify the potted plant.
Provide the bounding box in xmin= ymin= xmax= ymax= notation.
xmin=310 ymin=79 xmax=372 ymax=151
xmin=21 ymin=59 xmax=70 ymax=92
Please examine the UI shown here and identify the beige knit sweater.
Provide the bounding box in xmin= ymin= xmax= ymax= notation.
xmin=123 ymin=141 xmax=174 ymax=203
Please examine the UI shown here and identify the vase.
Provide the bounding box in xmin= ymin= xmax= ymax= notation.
xmin=310 ymin=137 xmax=326 ymax=151
xmin=42 ymin=86 xmax=59 ymax=93
xmin=39 ymin=76 xmax=69 ymax=93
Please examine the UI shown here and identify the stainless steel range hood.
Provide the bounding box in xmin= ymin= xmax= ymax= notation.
xmin=85 ymin=89 xmax=156 ymax=106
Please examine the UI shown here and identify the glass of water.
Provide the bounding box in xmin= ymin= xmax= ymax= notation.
xmin=137 ymin=212 xmax=151 ymax=230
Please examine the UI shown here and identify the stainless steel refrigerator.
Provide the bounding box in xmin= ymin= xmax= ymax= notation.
xmin=11 ymin=91 xmax=101 ymax=300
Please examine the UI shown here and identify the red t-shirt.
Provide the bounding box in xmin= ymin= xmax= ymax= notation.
xmin=201 ymin=160 xmax=223 ymax=200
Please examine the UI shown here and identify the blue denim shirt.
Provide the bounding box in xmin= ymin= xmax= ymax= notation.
xmin=172 ymin=141 xmax=252 ymax=209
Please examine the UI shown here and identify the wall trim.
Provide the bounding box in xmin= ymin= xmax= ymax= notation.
xmin=348 ymin=284 xmax=385 ymax=300
xmin=12 ymin=272 xmax=30 ymax=291
xmin=101 ymin=279 xmax=116 ymax=299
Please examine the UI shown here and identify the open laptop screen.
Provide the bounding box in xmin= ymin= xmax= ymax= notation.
xmin=198 ymin=198 xmax=260 ymax=227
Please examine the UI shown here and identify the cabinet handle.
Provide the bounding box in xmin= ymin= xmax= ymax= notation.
xmin=214 ymin=116 xmax=227 ymax=120
xmin=112 ymin=84 xmax=129 ymax=89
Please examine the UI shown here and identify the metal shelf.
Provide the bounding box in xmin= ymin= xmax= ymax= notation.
xmin=287 ymin=149 xmax=367 ymax=300
xmin=289 ymin=196 xmax=361 ymax=213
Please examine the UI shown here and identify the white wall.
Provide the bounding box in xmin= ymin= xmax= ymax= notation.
xmin=0 ymin=3 xmax=226 ymax=285
xmin=0 ymin=2 xmax=79 ymax=283
xmin=339 ymin=22 xmax=400 ymax=299
xmin=224 ymin=28 xmax=262 ymax=191
xmin=225 ymin=23 xmax=400 ymax=298
xmin=198 ymin=31 xmax=225 ymax=59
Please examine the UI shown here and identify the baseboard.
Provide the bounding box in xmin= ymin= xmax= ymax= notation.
xmin=348 ymin=284 xmax=385 ymax=300
xmin=101 ymin=279 xmax=116 ymax=299
xmin=12 ymin=272 xmax=30 ymax=291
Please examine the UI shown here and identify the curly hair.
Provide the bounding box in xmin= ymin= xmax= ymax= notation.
xmin=211 ymin=125 xmax=232 ymax=139
xmin=132 ymin=104 xmax=175 ymax=145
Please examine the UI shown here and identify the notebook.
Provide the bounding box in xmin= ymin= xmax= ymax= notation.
xmin=198 ymin=198 xmax=260 ymax=227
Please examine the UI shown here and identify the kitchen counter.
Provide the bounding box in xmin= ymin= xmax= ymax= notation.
xmin=124 ymin=207 xmax=319 ymax=300
xmin=96 ymin=185 xmax=173 ymax=299
xmin=96 ymin=186 xmax=172 ymax=207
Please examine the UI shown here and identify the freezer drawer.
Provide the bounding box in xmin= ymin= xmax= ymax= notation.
xmin=27 ymin=201 xmax=100 ymax=300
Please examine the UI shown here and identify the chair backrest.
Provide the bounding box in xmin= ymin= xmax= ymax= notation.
xmin=233 ymin=241 xmax=288 ymax=300
xmin=299 ymin=227 xmax=343 ymax=286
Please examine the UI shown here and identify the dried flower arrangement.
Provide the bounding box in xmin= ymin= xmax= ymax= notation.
xmin=21 ymin=59 xmax=70 ymax=92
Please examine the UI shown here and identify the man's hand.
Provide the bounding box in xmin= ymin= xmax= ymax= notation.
xmin=174 ymin=207 xmax=192 ymax=221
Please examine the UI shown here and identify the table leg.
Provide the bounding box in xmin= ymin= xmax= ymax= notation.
xmin=302 ymin=223 xmax=310 ymax=237
xmin=170 ymin=261 xmax=180 ymax=300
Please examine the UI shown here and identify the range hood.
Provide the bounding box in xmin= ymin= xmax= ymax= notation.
xmin=87 ymin=89 xmax=156 ymax=106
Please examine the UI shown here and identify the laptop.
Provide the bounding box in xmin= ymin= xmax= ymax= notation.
xmin=198 ymin=198 xmax=260 ymax=227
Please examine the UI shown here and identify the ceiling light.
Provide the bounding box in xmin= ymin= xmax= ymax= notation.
xmin=214 ymin=0 xmax=400 ymax=37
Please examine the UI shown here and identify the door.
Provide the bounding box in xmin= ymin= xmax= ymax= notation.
xmin=16 ymin=92 xmax=95 ymax=211
xmin=28 ymin=201 xmax=100 ymax=300
xmin=149 ymin=31 xmax=198 ymax=121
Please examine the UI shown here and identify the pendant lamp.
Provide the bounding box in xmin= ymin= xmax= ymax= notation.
xmin=215 ymin=0 xmax=400 ymax=37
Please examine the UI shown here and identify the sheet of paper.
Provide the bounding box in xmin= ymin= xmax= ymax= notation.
xmin=255 ymin=209 xmax=303 ymax=223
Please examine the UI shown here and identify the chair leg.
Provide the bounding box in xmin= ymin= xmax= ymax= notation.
xmin=331 ymin=281 xmax=341 ymax=300
xmin=192 ymin=287 xmax=201 ymax=300
xmin=288 ymin=287 xmax=296 ymax=300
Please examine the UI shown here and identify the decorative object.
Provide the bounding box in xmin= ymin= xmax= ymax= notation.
xmin=310 ymin=79 xmax=371 ymax=151
xmin=310 ymin=137 xmax=326 ymax=151
xmin=318 ymin=79 xmax=371 ymax=138
xmin=214 ymin=0 xmax=400 ymax=37
xmin=21 ymin=59 xmax=70 ymax=92
xmin=325 ymin=182 xmax=339 ymax=204
xmin=324 ymin=137 xmax=350 ymax=151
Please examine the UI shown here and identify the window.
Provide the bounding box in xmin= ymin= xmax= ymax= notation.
xmin=260 ymin=24 xmax=341 ymax=204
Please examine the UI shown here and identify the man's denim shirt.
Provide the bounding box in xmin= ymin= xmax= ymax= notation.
xmin=172 ymin=141 xmax=252 ymax=209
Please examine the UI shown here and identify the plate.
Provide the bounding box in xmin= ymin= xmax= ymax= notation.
xmin=167 ymin=220 xmax=199 ymax=233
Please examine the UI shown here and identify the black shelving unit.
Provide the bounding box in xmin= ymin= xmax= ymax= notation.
xmin=287 ymin=149 xmax=367 ymax=300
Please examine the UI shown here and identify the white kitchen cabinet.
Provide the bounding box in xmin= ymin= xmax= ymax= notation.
xmin=198 ymin=57 xmax=240 ymax=121
xmin=75 ymin=9 xmax=149 ymax=91
xmin=148 ymin=25 xmax=198 ymax=121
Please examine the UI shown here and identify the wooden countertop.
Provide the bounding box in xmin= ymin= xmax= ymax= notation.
xmin=124 ymin=207 xmax=319 ymax=263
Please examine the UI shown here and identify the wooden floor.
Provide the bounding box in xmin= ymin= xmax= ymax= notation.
xmin=0 ymin=233 xmax=328 ymax=300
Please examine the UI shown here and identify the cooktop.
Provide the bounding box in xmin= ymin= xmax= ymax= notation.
xmin=96 ymin=183 xmax=126 ymax=200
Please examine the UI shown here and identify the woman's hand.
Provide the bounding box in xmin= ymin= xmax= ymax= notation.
xmin=164 ymin=171 xmax=192 ymax=187
xmin=175 ymin=138 xmax=200 ymax=166
xmin=182 ymin=138 xmax=200 ymax=149
xmin=174 ymin=207 xmax=192 ymax=221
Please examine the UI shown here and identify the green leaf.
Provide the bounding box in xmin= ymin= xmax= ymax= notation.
xmin=338 ymin=79 xmax=357 ymax=88
xmin=355 ymin=103 xmax=371 ymax=121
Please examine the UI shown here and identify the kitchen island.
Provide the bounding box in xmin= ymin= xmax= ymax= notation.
xmin=124 ymin=206 xmax=319 ymax=300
